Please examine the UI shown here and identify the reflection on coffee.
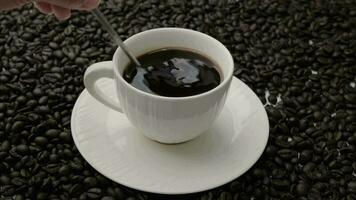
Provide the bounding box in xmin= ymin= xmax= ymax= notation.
xmin=123 ymin=48 xmax=221 ymax=97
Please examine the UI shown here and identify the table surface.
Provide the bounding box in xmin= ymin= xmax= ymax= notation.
xmin=0 ymin=0 xmax=355 ymax=199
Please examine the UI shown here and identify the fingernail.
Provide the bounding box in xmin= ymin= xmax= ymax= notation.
xmin=56 ymin=13 xmax=71 ymax=21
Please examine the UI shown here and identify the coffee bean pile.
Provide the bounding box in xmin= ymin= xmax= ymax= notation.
xmin=1 ymin=0 xmax=355 ymax=199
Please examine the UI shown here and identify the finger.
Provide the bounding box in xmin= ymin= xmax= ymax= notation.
xmin=34 ymin=1 xmax=52 ymax=14
xmin=79 ymin=0 xmax=100 ymax=10
xmin=37 ymin=0 xmax=88 ymax=10
xmin=0 ymin=0 xmax=30 ymax=11
xmin=51 ymin=4 xmax=71 ymax=21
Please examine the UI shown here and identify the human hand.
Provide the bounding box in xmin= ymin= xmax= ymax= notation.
xmin=0 ymin=0 xmax=100 ymax=20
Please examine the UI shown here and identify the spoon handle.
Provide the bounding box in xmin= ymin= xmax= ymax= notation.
xmin=92 ymin=8 xmax=141 ymax=66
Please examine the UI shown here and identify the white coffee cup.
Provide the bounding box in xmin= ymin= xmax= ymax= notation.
xmin=84 ymin=28 xmax=234 ymax=144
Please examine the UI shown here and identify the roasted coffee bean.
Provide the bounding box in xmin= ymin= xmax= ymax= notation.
xmin=11 ymin=177 xmax=26 ymax=186
xmin=348 ymin=182 xmax=356 ymax=193
xmin=34 ymin=136 xmax=48 ymax=146
xmin=299 ymin=150 xmax=313 ymax=164
xmin=0 ymin=175 xmax=10 ymax=184
xmin=58 ymin=165 xmax=71 ymax=176
xmin=11 ymin=121 xmax=25 ymax=132
xmin=69 ymin=183 xmax=83 ymax=195
xmin=345 ymin=94 xmax=356 ymax=102
xmin=49 ymin=153 xmax=59 ymax=163
xmin=1 ymin=140 xmax=11 ymax=151
xmin=0 ymin=103 xmax=7 ymax=112
xmin=38 ymin=96 xmax=48 ymax=104
xmin=295 ymin=181 xmax=310 ymax=196
xmin=15 ymin=144 xmax=29 ymax=154
xmin=45 ymin=129 xmax=60 ymax=138
xmin=61 ymin=148 xmax=72 ymax=158
xmin=37 ymin=151 xmax=49 ymax=162
xmin=313 ymin=111 xmax=323 ymax=121
xmin=36 ymin=192 xmax=48 ymax=200
xmin=101 ymin=197 xmax=115 ymax=200
xmin=59 ymin=131 xmax=72 ymax=142
xmin=53 ymin=50 xmax=64 ymax=58
xmin=87 ymin=188 xmax=102 ymax=199
xmin=14 ymin=195 xmax=25 ymax=200
xmin=252 ymin=168 xmax=264 ymax=178
xmin=35 ymin=105 xmax=50 ymax=114
xmin=95 ymin=175 xmax=111 ymax=186
xmin=49 ymin=42 xmax=59 ymax=49
xmin=303 ymin=162 xmax=316 ymax=173
xmin=278 ymin=149 xmax=297 ymax=159
xmin=0 ymin=151 xmax=7 ymax=160
xmin=84 ymin=177 xmax=97 ymax=187
xmin=68 ymin=161 xmax=83 ymax=172
xmin=272 ymin=179 xmax=290 ymax=190
xmin=75 ymin=57 xmax=88 ymax=65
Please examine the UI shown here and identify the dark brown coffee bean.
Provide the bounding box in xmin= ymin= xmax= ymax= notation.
xmin=34 ymin=136 xmax=48 ymax=146
xmin=36 ymin=192 xmax=48 ymax=200
xmin=299 ymin=150 xmax=313 ymax=163
xmin=296 ymin=181 xmax=309 ymax=196
xmin=345 ymin=94 xmax=356 ymax=102
xmin=59 ymin=131 xmax=71 ymax=142
xmin=84 ymin=177 xmax=98 ymax=187
xmin=278 ymin=149 xmax=297 ymax=159
xmin=75 ymin=57 xmax=88 ymax=65
xmin=11 ymin=177 xmax=26 ymax=186
xmin=15 ymin=144 xmax=29 ymax=154
xmin=68 ymin=161 xmax=82 ymax=172
xmin=11 ymin=121 xmax=25 ymax=132
xmin=1 ymin=140 xmax=10 ymax=151
xmin=348 ymin=182 xmax=356 ymax=193
xmin=87 ymin=188 xmax=102 ymax=199
xmin=49 ymin=42 xmax=59 ymax=49
xmin=38 ymin=96 xmax=48 ymax=104
xmin=61 ymin=148 xmax=72 ymax=158
xmin=58 ymin=165 xmax=71 ymax=176
xmin=101 ymin=197 xmax=115 ymax=200
xmin=44 ymin=129 xmax=60 ymax=138
xmin=32 ymin=88 xmax=43 ymax=96
xmin=53 ymin=50 xmax=64 ymax=58
xmin=265 ymin=145 xmax=277 ymax=156
xmin=0 ymin=103 xmax=7 ymax=112
xmin=48 ymin=153 xmax=59 ymax=164
xmin=0 ymin=175 xmax=10 ymax=184
xmin=35 ymin=106 xmax=50 ymax=114
xmin=37 ymin=151 xmax=49 ymax=162
xmin=14 ymin=195 xmax=25 ymax=200
xmin=70 ymin=183 xmax=83 ymax=195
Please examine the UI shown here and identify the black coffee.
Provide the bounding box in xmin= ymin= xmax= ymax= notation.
xmin=123 ymin=48 xmax=221 ymax=97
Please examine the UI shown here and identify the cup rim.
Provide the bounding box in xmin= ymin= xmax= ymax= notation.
xmin=113 ymin=27 xmax=234 ymax=101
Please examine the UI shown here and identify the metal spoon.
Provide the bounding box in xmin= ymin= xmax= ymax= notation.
xmin=91 ymin=8 xmax=141 ymax=68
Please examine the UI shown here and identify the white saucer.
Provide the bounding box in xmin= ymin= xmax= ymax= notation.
xmin=71 ymin=77 xmax=269 ymax=194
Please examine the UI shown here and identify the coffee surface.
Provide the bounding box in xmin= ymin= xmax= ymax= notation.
xmin=123 ymin=48 xmax=221 ymax=97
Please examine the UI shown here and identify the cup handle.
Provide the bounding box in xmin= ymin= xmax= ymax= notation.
xmin=84 ymin=61 xmax=123 ymax=113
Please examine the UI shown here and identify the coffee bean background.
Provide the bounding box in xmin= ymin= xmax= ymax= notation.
xmin=1 ymin=0 xmax=356 ymax=199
